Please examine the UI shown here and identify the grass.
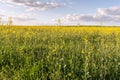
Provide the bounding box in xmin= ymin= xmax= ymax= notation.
xmin=0 ymin=26 xmax=120 ymax=80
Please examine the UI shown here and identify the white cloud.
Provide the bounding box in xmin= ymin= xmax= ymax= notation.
xmin=98 ymin=6 xmax=120 ymax=16
xmin=0 ymin=14 xmax=4 ymax=17
xmin=0 ymin=9 xmax=5 ymax=17
xmin=0 ymin=0 xmax=64 ymax=11
xmin=61 ymin=6 xmax=120 ymax=23
xmin=13 ymin=13 xmax=36 ymax=21
xmin=0 ymin=13 xmax=36 ymax=25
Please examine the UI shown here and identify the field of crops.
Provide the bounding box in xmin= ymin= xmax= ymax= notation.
xmin=0 ymin=26 xmax=120 ymax=80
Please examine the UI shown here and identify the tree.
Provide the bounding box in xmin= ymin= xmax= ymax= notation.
xmin=100 ymin=20 xmax=103 ymax=26
xmin=8 ymin=17 xmax=13 ymax=26
xmin=78 ymin=22 xmax=81 ymax=26
xmin=0 ymin=17 xmax=2 ymax=25
xmin=57 ymin=19 xmax=62 ymax=26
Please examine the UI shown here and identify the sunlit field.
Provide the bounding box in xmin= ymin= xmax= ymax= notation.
xmin=0 ymin=26 xmax=120 ymax=80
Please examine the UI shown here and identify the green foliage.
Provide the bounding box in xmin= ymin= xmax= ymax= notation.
xmin=0 ymin=26 xmax=120 ymax=80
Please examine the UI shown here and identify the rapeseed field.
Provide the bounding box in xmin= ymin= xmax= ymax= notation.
xmin=0 ymin=26 xmax=120 ymax=80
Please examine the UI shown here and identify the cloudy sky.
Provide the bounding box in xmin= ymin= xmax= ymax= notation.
xmin=0 ymin=0 xmax=120 ymax=25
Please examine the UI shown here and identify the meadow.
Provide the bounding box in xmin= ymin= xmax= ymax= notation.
xmin=0 ymin=26 xmax=120 ymax=80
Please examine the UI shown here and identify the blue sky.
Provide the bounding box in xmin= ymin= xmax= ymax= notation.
xmin=0 ymin=0 xmax=120 ymax=25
